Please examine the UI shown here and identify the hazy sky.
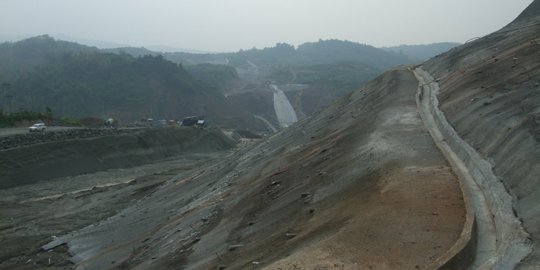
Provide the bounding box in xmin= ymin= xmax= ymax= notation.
xmin=0 ymin=0 xmax=534 ymax=52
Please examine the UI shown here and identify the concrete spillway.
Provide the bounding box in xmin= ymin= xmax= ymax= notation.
xmin=271 ymin=84 xmax=298 ymax=128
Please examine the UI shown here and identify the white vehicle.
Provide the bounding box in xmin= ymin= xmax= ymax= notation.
xmin=29 ymin=123 xmax=46 ymax=133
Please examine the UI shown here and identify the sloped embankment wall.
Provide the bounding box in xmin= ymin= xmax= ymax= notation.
xmin=0 ymin=128 xmax=235 ymax=189
xmin=422 ymin=4 xmax=540 ymax=267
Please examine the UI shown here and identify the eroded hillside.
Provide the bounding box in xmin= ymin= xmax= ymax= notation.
xmin=26 ymin=67 xmax=466 ymax=270
xmin=1 ymin=1 xmax=538 ymax=270
xmin=422 ymin=1 xmax=540 ymax=268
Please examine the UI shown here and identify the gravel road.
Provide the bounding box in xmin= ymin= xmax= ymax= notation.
xmin=0 ymin=126 xmax=82 ymax=137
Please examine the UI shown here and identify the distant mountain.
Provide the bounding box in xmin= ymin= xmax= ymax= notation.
xmin=164 ymin=40 xmax=415 ymax=121
xmin=0 ymin=36 xmax=424 ymax=131
xmin=48 ymin=34 xmax=131 ymax=49
xmin=381 ymin=42 xmax=461 ymax=62
xmin=164 ymin=39 xmax=412 ymax=69
xmin=0 ymin=35 xmax=266 ymax=130
xmin=0 ymin=35 xmax=97 ymax=82
xmin=184 ymin=64 xmax=240 ymax=93
xmin=267 ymin=61 xmax=382 ymax=116
xmin=102 ymin=45 xmax=209 ymax=57
xmin=295 ymin=40 xmax=411 ymax=69
xmin=145 ymin=45 xmax=211 ymax=54
xmin=101 ymin=47 xmax=158 ymax=57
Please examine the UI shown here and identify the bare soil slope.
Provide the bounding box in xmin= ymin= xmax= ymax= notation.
xmin=37 ymin=68 xmax=465 ymax=270
xmin=0 ymin=153 xmax=229 ymax=270
xmin=423 ymin=1 xmax=540 ymax=268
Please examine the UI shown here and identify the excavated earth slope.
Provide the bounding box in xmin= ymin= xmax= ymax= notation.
xmin=5 ymin=3 xmax=539 ymax=268
xmin=39 ymin=68 xmax=466 ymax=269
xmin=0 ymin=127 xmax=238 ymax=270
xmin=423 ymin=1 xmax=540 ymax=268
xmin=0 ymin=127 xmax=236 ymax=189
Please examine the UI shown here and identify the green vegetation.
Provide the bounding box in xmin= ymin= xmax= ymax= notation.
xmin=0 ymin=35 xmax=266 ymax=130
xmin=164 ymin=39 xmax=412 ymax=69
xmin=0 ymin=36 xmax=427 ymax=131
xmin=101 ymin=47 xmax=157 ymax=57
xmin=269 ymin=61 xmax=380 ymax=90
xmin=0 ymin=36 xmax=213 ymax=121
xmin=184 ymin=63 xmax=239 ymax=92
xmin=0 ymin=107 xmax=82 ymax=127
xmin=165 ymin=39 xmax=411 ymax=107
xmin=0 ymin=35 xmax=96 ymax=83
xmin=0 ymin=110 xmax=51 ymax=127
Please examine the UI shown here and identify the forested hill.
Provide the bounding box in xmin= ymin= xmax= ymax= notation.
xmin=0 ymin=35 xmax=96 ymax=82
xmin=0 ymin=36 xmax=460 ymax=131
xmin=163 ymin=39 xmax=412 ymax=69
xmin=0 ymin=35 xmax=263 ymax=129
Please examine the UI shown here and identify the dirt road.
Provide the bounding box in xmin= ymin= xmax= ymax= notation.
xmin=0 ymin=126 xmax=82 ymax=137
xmin=254 ymin=115 xmax=278 ymax=132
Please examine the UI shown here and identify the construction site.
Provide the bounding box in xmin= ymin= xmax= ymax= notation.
xmin=1 ymin=1 xmax=539 ymax=269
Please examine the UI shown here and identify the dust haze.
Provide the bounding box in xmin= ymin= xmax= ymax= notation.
xmin=1 ymin=1 xmax=540 ymax=269
xmin=0 ymin=0 xmax=533 ymax=51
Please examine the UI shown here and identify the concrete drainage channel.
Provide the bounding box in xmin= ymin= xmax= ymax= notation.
xmin=413 ymin=67 xmax=531 ymax=269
